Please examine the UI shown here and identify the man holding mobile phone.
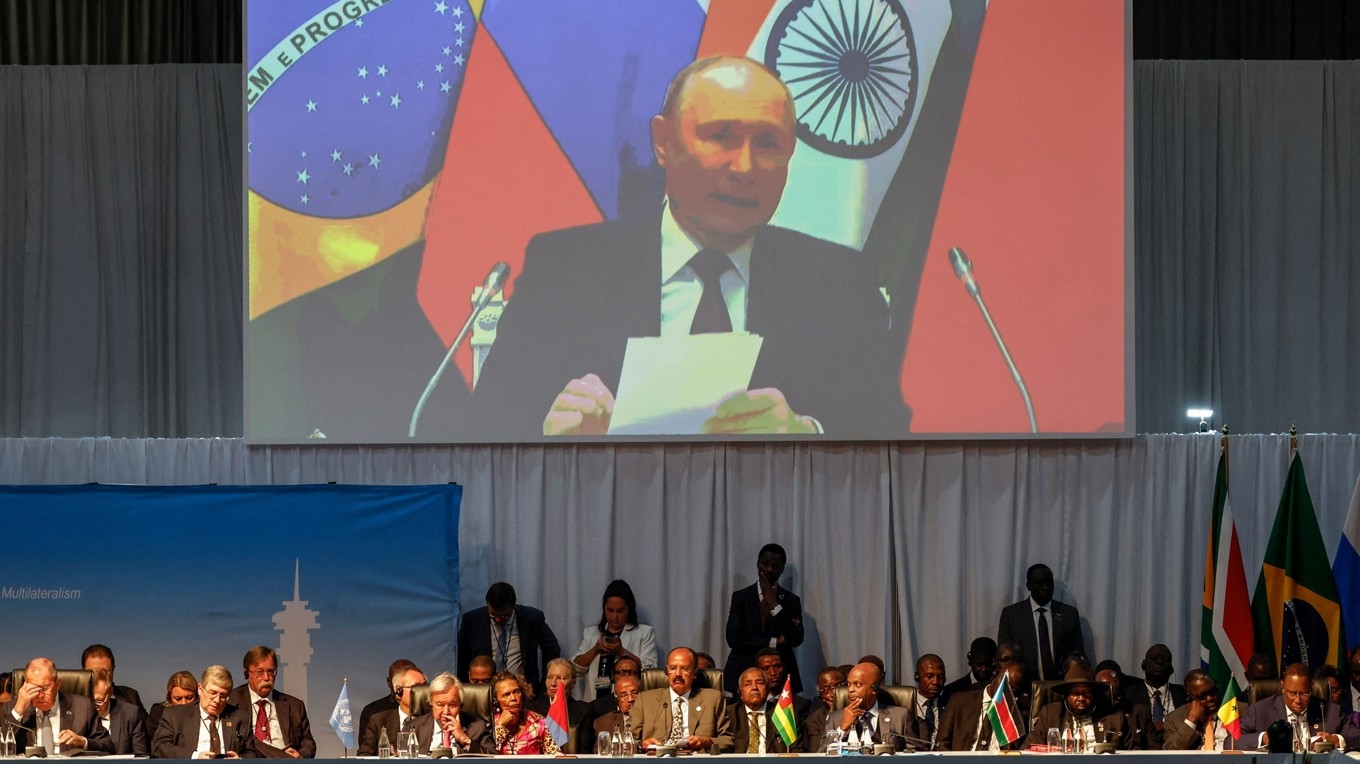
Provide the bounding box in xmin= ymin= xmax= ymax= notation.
xmin=723 ymin=543 xmax=804 ymax=697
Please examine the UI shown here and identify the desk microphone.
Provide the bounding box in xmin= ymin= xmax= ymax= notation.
xmin=408 ymin=261 xmax=511 ymax=437
xmin=948 ymin=247 xmax=1037 ymax=433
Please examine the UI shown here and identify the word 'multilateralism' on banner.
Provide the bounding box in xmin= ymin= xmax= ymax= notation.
xmin=2 ymin=586 xmax=83 ymax=600
xmin=247 ymin=0 xmax=396 ymax=109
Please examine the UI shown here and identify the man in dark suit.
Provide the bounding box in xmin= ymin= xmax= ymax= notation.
xmin=724 ymin=544 xmax=804 ymax=696
xmin=456 ymin=581 xmax=561 ymax=694
xmin=2 ymin=657 xmax=113 ymax=755
xmin=914 ymin=654 xmax=947 ymax=746
xmin=631 ymin=647 xmax=732 ymax=752
xmin=942 ymin=637 xmax=997 ymax=700
xmin=754 ymin=647 xmax=810 ymax=723
xmin=356 ymin=659 xmax=418 ymax=751
xmin=803 ymin=666 xmax=845 ymax=749
xmin=410 ymin=673 xmax=490 ymax=754
xmin=1121 ymin=643 xmax=1187 ymax=748
xmin=1022 ymin=665 xmax=1136 ymax=750
xmin=81 ymin=644 xmax=146 ymax=717
xmin=827 ymin=662 xmax=919 ymax=751
xmin=1234 ymin=662 xmax=1360 ymax=751
xmin=728 ymin=668 xmax=805 ymax=752
xmin=94 ymin=668 xmax=149 ymax=755
xmin=584 ymin=656 xmax=641 ymax=737
xmin=592 ymin=673 xmax=642 ymax=739
xmin=151 ymin=665 xmax=256 ymax=758
xmin=357 ymin=666 xmax=427 ymax=756
xmin=471 ymin=55 xmax=910 ymax=441
xmin=937 ymin=662 xmax=1025 ymax=751
xmin=227 ymin=646 xmax=316 ymax=758
xmin=997 ymin=564 xmax=1084 ymax=682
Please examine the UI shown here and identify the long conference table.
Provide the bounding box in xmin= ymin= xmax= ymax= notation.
xmin=176 ymin=754 xmax=1352 ymax=763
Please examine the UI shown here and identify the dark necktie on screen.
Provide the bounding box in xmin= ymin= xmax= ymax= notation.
xmin=1036 ymin=607 xmax=1054 ymax=680
xmin=747 ymin=711 xmax=760 ymax=753
xmin=924 ymin=699 xmax=936 ymax=737
xmin=1151 ymin=689 xmax=1164 ymax=723
xmin=688 ymin=249 xmax=733 ymax=334
xmin=496 ymin=622 xmax=510 ymax=672
xmin=256 ymin=700 xmax=270 ymax=742
xmin=208 ymin=717 xmax=222 ymax=755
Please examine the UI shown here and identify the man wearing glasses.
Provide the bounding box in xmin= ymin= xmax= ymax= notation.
xmin=228 ymin=646 xmax=316 ymax=758
xmin=93 ymin=667 xmax=149 ymax=755
xmin=2 ymin=657 xmax=113 ymax=755
xmin=803 ymin=666 xmax=845 ymax=746
xmin=456 ymin=582 xmax=561 ymax=695
xmin=1236 ymin=662 xmax=1360 ymax=751
xmin=582 ymin=656 xmax=642 ymax=749
xmin=150 ymin=665 xmax=255 ymax=758
xmin=358 ymin=665 xmax=427 ymax=756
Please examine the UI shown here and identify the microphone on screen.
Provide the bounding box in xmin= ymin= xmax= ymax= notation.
xmin=408 ymin=261 xmax=512 ymax=438
xmin=947 ymin=247 xmax=1038 ymax=433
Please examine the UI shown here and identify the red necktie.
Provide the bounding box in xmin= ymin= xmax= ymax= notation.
xmin=255 ymin=700 xmax=270 ymax=742
xmin=443 ymin=728 xmax=452 ymax=748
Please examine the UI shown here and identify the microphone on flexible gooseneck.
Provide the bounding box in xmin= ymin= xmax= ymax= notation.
xmin=408 ymin=261 xmax=511 ymax=438
xmin=947 ymin=247 xmax=1038 ymax=433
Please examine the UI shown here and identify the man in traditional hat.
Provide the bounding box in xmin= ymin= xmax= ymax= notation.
xmin=1023 ymin=664 xmax=1137 ymax=750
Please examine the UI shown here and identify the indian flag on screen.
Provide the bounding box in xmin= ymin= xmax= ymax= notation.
xmin=771 ymin=677 xmax=798 ymax=748
xmin=986 ymin=672 xmax=1024 ymax=747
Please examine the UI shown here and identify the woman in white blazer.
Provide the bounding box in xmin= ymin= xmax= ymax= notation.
xmin=572 ymin=579 xmax=658 ymax=701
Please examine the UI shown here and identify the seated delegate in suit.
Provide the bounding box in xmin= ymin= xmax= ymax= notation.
xmin=584 ymin=656 xmax=642 ymax=735
xmin=1 ymin=657 xmax=113 ymax=755
xmin=1122 ymin=643 xmax=1186 ymax=748
xmin=147 ymin=670 xmax=199 ymax=744
xmin=1095 ymin=664 xmax=1149 ymax=747
xmin=228 ymin=645 xmax=317 ymax=758
xmin=997 ymin=563 xmax=1084 ymax=682
xmin=724 ymin=544 xmax=804 ymax=696
xmin=592 ymin=674 xmax=642 ymax=738
xmin=1022 ymin=665 xmax=1134 ymax=750
xmin=151 ymin=665 xmax=256 ymax=759
xmin=93 ymin=668 xmax=150 ymax=755
xmin=525 ymin=659 xmax=590 ymax=752
xmin=937 ymin=662 xmax=1026 ymax=752
xmin=572 ymin=578 xmax=658 ymax=703
xmin=488 ymin=671 xmax=560 ymax=755
xmin=754 ymin=647 xmax=810 ymax=724
xmin=1235 ymin=662 xmax=1360 ymax=751
xmin=729 ymin=668 xmax=804 ymax=753
xmin=357 ymin=659 xmax=419 ymax=746
xmin=81 ymin=643 xmax=146 ymax=715
xmin=457 ymin=581 xmax=562 ymax=695
xmin=357 ymin=666 xmax=426 ymax=756
xmin=803 ymin=666 xmax=845 ymax=748
xmin=1162 ymin=669 xmax=1229 ymax=750
xmin=631 ymin=647 xmax=733 ymax=752
xmin=410 ymin=673 xmax=490 ymax=754
xmin=941 ymin=637 xmax=997 ymax=700
xmin=913 ymin=654 xmax=948 ymax=746
xmin=827 ymin=662 xmax=918 ymax=751
xmin=470 ymin=55 xmax=910 ymax=440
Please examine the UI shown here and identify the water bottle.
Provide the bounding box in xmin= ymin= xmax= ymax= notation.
xmin=610 ymin=723 xmax=623 ymax=757
xmin=378 ymin=727 xmax=392 ymax=759
xmin=407 ymin=729 xmax=419 ymax=758
xmin=621 ymin=725 xmax=635 ymax=757
xmin=2 ymin=726 xmax=14 ymax=758
xmin=1060 ymin=721 xmax=1074 ymax=754
xmin=823 ymin=729 xmax=842 ymax=757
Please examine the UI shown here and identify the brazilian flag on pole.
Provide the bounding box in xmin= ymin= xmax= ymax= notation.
xmin=1251 ymin=452 xmax=1345 ymax=671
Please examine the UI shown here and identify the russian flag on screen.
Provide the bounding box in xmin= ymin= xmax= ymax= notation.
xmin=1333 ymin=473 xmax=1360 ymax=652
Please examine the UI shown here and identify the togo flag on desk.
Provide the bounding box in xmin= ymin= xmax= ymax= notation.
xmin=330 ymin=679 xmax=357 ymax=751
xmin=771 ymin=677 xmax=798 ymax=748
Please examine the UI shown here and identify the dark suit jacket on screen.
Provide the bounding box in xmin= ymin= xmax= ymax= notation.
xmin=1022 ymin=703 xmax=1132 ymax=750
xmin=456 ymin=604 xmax=561 ymax=693
xmin=996 ymin=598 xmax=1084 ymax=681
xmin=1233 ymin=694 xmax=1360 ymax=750
xmin=0 ymin=694 xmax=114 ymax=754
xmin=728 ymin=700 xmax=806 ymax=753
xmin=723 ymin=583 xmax=805 ymax=695
xmin=409 ymin=711 xmax=491 ymax=754
xmin=105 ymin=696 xmax=150 ymax=755
xmin=826 ymin=703 xmax=918 ymax=749
xmin=151 ymin=702 xmax=256 ymax=758
xmin=227 ymin=686 xmax=317 ymax=758
xmin=470 ymin=215 xmax=912 ymax=440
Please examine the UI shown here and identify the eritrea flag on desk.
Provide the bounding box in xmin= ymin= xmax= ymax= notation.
xmin=1252 ymin=452 xmax=1345 ymax=672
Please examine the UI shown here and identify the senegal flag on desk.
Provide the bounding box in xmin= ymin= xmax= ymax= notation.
xmin=1251 ymin=452 xmax=1345 ymax=671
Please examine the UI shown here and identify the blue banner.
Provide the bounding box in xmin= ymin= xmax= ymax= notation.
xmin=0 ymin=483 xmax=460 ymax=758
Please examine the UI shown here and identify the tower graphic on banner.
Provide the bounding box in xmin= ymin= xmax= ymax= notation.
xmin=274 ymin=559 xmax=321 ymax=705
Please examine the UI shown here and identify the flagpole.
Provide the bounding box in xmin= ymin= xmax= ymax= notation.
xmin=1220 ymin=425 xmax=1229 ymax=480
xmin=1289 ymin=423 xmax=1297 ymax=457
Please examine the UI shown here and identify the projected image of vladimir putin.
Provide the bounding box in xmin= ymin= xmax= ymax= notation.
xmin=474 ymin=56 xmax=909 ymax=438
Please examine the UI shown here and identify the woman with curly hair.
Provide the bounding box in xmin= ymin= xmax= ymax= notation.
xmin=489 ymin=671 xmax=561 ymax=755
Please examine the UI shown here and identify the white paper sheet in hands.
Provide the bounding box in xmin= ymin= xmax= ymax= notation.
xmin=607 ymin=333 xmax=764 ymax=435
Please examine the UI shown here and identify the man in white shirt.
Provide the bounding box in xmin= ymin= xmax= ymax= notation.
xmin=150 ymin=665 xmax=254 ymax=758
xmin=828 ymin=662 xmax=917 ymax=751
xmin=1162 ymin=670 xmax=1226 ymax=750
xmin=1236 ymin=663 xmax=1359 ymax=752
xmin=93 ymin=668 xmax=148 ymax=755
xmin=228 ymin=646 xmax=317 ymax=758
xmin=631 ymin=647 xmax=732 ymax=752
xmin=357 ymin=666 xmax=427 ymax=756
xmin=1 ymin=658 xmax=113 ymax=755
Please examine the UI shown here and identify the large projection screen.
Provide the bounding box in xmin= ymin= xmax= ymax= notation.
xmin=245 ymin=0 xmax=1132 ymax=444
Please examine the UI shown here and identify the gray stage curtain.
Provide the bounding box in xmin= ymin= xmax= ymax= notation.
xmin=3 ymin=434 xmax=1358 ymax=690
xmin=0 ymin=64 xmax=242 ymax=438
xmin=3 ymin=61 xmax=1360 ymax=436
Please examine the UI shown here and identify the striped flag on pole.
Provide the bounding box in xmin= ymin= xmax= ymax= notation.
xmin=545 ymin=682 xmax=571 ymax=747
xmin=985 ymin=671 xmax=1024 ymax=747
xmin=1200 ymin=446 xmax=1252 ymax=739
xmin=771 ymin=677 xmax=798 ymax=748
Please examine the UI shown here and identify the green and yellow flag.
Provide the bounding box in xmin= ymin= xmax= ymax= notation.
xmin=1251 ymin=452 xmax=1345 ymax=671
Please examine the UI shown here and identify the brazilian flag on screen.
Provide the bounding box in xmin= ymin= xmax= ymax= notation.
xmin=1251 ymin=452 xmax=1345 ymax=671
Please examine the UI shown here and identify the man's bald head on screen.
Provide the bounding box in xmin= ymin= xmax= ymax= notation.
xmin=652 ymin=56 xmax=798 ymax=252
